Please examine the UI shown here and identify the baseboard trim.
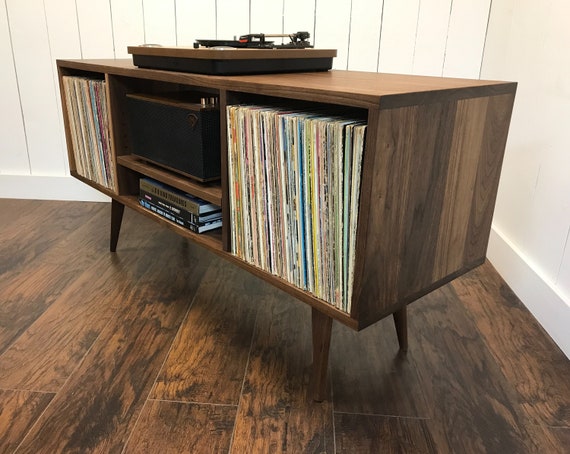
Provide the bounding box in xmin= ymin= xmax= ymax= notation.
xmin=488 ymin=226 xmax=570 ymax=359
xmin=0 ymin=175 xmax=110 ymax=202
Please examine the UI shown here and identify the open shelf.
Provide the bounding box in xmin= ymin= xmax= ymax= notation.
xmin=117 ymin=154 xmax=222 ymax=207
xmin=121 ymin=195 xmax=223 ymax=252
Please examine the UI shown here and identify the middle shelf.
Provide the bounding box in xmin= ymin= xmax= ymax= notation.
xmin=117 ymin=154 xmax=222 ymax=207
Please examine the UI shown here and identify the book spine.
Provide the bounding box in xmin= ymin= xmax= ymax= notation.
xmin=139 ymin=198 xmax=222 ymax=233
xmin=140 ymin=190 xmax=221 ymax=224
xmin=140 ymin=179 xmax=212 ymax=215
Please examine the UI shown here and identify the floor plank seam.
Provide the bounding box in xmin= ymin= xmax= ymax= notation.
xmin=227 ymin=306 xmax=260 ymax=453
xmin=147 ymin=397 xmax=239 ymax=407
xmin=333 ymin=410 xmax=431 ymax=420
xmin=0 ymin=387 xmax=55 ymax=395
xmin=12 ymin=292 xmax=126 ymax=453
xmin=120 ymin=287 xmax=202 ymax=454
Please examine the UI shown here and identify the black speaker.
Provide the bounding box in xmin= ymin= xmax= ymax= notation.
xmin=126 ymin=93 xmax=221 ymax=181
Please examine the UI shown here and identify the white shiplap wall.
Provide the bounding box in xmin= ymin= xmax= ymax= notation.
xmin=1 ymin=1 xmax=568 ymax=356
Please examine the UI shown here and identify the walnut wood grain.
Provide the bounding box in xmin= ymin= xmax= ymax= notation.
xmin=392 ymin=306 xmax=408 ymax=352
xmin=231 ymin=298 xmax=334 ymax=453
xmin=58 ymin=59 xmax=515 ymax=109
xmin=0 ymin=390 xmax=54 ymax=453
xmin=110 ymin=198 xmax=124 ymax=252
xmin=124 ymin=400 xmax=236 ymax=453
xmin=151 ymin=260 xmax=258 ymax=404
xmin=310 ymin=308 xmax=333 ymax=402
xmin=116 ymin=155 xmax=223 ymax=206
xmin=355 ymin=92 xmax=516 ymax=328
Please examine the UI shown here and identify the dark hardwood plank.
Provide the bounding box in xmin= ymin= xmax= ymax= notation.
xmin=451 ymin=261 xmax=570 ymax=427
xmin=0 ymin=390 xmax=53 ymax=453
xmin=231 ymin=295 xmax=334 ymax=453
xmin=330 ymin=317 xmax=429 ymax=418
xmin=124 ymin=400 xmax=236 ymax=453
xmin=15 ymin=231 xmax=210 ymax=453
xmin=407 ymin=285 xmax=559 ymax=453
xmin=0 ymin=209 xmax=111 ymax=354
xmin=0 ymin=243 xmax=167 ymax=392
xmin=334 ymin=413 xmax=442 ymax=454
xmin=550 ymin=427 xmax=570 ymax=451
xmin=151 ymin=260 xmax=258 ymax=404
xmin=0 ymin=200 xmax=106 ymax=276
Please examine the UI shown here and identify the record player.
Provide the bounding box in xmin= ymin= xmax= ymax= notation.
xmin=128 ymin=32 xmax=336 ymax=76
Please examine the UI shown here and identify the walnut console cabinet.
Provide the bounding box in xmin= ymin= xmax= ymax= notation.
xmin=56 ymin=59 xmax=516 ymax=401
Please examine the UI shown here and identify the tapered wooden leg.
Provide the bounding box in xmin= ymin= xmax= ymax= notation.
xmin=110 ymin=199 xmax=125 ymax=252
xmin=310 ymin=308 xmax=333 ymax=402
xmin=392 ymin=306 xmax=408 ymax=352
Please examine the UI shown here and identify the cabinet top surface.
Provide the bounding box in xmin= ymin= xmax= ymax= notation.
xmin=58 ymin=58 xmax=516 ymax=108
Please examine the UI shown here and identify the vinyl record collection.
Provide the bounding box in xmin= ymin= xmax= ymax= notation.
xmin=227 ymin=105 xmax=366 ymax=313
xmin=62 ymin=76 xmax=116 ymax=191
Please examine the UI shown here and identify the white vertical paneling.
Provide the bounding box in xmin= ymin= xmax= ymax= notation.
xmin=110 ymin=0 xmax=144 ymax=58
xmin=0 ymin=3 xmax=28 ymax=174
xmin=6 ymin=0 xmax=65 ymax=176
xmin=44 ymin=0 xmax=81 ymax=60
xmin=217 ymin=0 xmax=250 ymax=39
xmin=314 ymin=0 xmax=352 ymax=69
xmin=76 ymin=0 xmax=114 ymax=58
xmin=347 ymin=0 xmax=383 ymax=72
xmin=44 ymin=0 xmax=82 ymax=174
xmin=283 ymin=0 xmax=316 ymax=42
xmin=144 ymin=0 xmax=177 ymax=46
xmin=377 ymin=0 xmax=420 ymax=74
xmin=251 ymin=0 xmax=283 ymax=34
xmin=443 ymin=0 xmax=491 ymax=78
xmin=412 ymin=0 xmax=452 ymax=76
xmin=175 ymin=0 xmax=216 ymax=45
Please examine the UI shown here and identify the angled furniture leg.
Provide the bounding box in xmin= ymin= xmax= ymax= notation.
xmin=392 ymin=306 xmax=408 ymax=352
xmin=110 ymin=199 xmax=125 ymax=252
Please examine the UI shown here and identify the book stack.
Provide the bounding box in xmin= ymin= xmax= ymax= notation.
xmin=139 ymin=177 xmax=222 ymax=233
xmin=227 ymin=105 xmax=367 ymax=313
xmin=62 ymin=76 xmax=116 ymax=191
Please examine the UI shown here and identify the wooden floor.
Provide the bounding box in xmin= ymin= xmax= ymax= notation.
xmin=0 ymin=199 xmax=568 ymax=454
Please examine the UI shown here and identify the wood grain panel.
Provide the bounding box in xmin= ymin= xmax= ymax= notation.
xmin=330 ymin=318 xmax=429 ymax=417
xmin=15 ymin=231 xmax=209 ymax=453
xmin=151 ymin=260 xmax=258 ymax=404
xmin=124 ymin=400 xmax=236 ymax=454
xmin=231 ymin=297 xmax=334 ymax=453
xmin=407 ymin=286 xmax=557 ymax=453
xmin=451 ymin=262 xmax=570 ymax=427
xmin=334 ymin=412 xmax=442 ymax=454
xmin=356 ymin=100 xmax=457 ymax=324
xmin=464 ymin=93 xmax=516 ymax=264
xmin=0 ymin=390 xmax=53 ymax=453
xmin=433 ymin=96 xmax=489 ymax=278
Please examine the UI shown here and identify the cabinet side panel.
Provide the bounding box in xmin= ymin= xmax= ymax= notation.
xmin=463 ymin=93 xmax=516 ymax=264
xmin=355 ymin=91 xmax=515 ymax=327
